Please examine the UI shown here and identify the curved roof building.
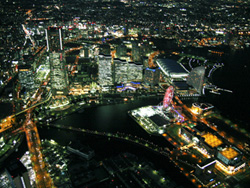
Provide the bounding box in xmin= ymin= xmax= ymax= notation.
xmin=187 ymin=66 xmax=205 ymax=94
xmin=156 ymin=58 xmax=189 ymax=79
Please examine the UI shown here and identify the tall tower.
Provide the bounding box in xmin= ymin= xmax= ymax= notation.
xmin=45 ymin=27 xmax=69 ymax=98
xmin=18 ymin=64 xmax=35 ymax=97
xmin=131 ymin=42 xmax=141 ymax=62
xmin=45 ymin=27 xmax=63 ymax=52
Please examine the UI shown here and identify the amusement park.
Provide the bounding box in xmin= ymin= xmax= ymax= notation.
xmin=129 ymin=84 xmax=249 ymax=187
xmin=129 ymin=86 xmax=184 ymax=135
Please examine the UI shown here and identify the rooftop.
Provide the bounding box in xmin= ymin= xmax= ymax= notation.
xmin=202 ymin=132 xmax=223 ymax=148
xmin=149 ymin=114 xmax=169 ymax=127
xmin=173 ymin=81 xmax=190 ymax=90
xmin=220 ymin=147 xmax=239 ymax=160
xmin=156 ymin=58 xmax=189 ymax=78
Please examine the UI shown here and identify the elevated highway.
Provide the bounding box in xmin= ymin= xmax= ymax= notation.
xmin=22 ymin=89 xmax=54 ymax=187
xmin=24 ymin=110 xmax=54 ymax=188
xmin=0 ymin=90 xmax=54 ymax=187
xmin=0 ymin=92 xmax=52 ymax=133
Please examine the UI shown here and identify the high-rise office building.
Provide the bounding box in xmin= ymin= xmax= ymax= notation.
xmin=46 ymin=27 xmax=68 ymax=97
xmin=144 ymin=68 xmax=160 ymax=86
xmin=18 ymin=64 xmax=35 ymax=97
xmin=187 ymin=66 xmax=205 ymax=94
xmin=131 ymin=43 xmax=141 ymax=62
xmin=113 ymin=58 xmax=143 ymax=84
xmin=127 ymin=62 xmax=143 ymax=81
xmin=142 ymin=56 xmax=149 ymax=69
xmin=49 ymin=52 xmax=69 ymax=96
xmin=113 ymin=58 xmax=128 ymax=84
xmin=45 ymin=27 xmax=63 ymax=52
xmin=98 ymin=54 xmax=113 ymax=86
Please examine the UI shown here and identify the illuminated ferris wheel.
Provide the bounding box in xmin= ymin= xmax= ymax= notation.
xmin=163 ymin=86 xmax=174 ymax=109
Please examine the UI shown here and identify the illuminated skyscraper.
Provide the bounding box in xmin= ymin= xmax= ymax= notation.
xmin=127 ymin=62 xmax=143 ymax=81
xmin=140 ymin=43 xmax=151 ymax=57
xmin=18 ymin=64 xmax=35 ymax=96
xmin=45 ymin=27 xmax=63 ymax=52
xmin=49 ymin=52 xmax=69 ymax=96
xmin=132 ymin=43 xmax=141 ymax=62
xmin=113 ymin=58 xmax=128 ymax=84
xmin=45 ymin=27 xmax=68 ymax=97
xmin=113 ymin=59 xmax=143 ymax=84
xmin=186 ymin=66 xmax=205 ymax=94
xmin=98 ymin=54 xmax=113 ymax=86
xmin=144 ymin=68 xmax=160 ymax=86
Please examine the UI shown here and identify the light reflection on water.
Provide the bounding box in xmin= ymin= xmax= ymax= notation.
xmin=54 ymin=98 xmax=161 ymax=134
xmin=39 ymin=97 xmax=176 ymax=149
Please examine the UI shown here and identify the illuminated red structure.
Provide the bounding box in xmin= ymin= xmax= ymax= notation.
xmin=163 ymin=86 xmax=174 ymax=109
xmin=148 ymin=51 xmax=160 ymax=68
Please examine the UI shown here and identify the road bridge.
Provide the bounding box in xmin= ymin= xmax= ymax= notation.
xmin=24 ymin=110 xmax=54 ymax=188
xmin=41 ymin=123 xmax=171 ymax=157
xmin=0 ymin=92 xmax=52 ymax=133
xmin=0 ymin=90 xmax=54 ymax=187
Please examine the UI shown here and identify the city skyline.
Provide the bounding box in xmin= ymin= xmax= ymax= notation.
xmin=0 ymin=0 xmax=249 ymax=188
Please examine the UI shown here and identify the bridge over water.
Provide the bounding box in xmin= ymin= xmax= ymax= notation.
xmin=40 ymin=123 xmax=172 ymax=157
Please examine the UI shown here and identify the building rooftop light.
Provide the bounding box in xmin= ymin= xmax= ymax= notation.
xmin=220 ymin=147 xmax=239 ymax=160
xmin=202 ymin=132 xmax=223 ymax=148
